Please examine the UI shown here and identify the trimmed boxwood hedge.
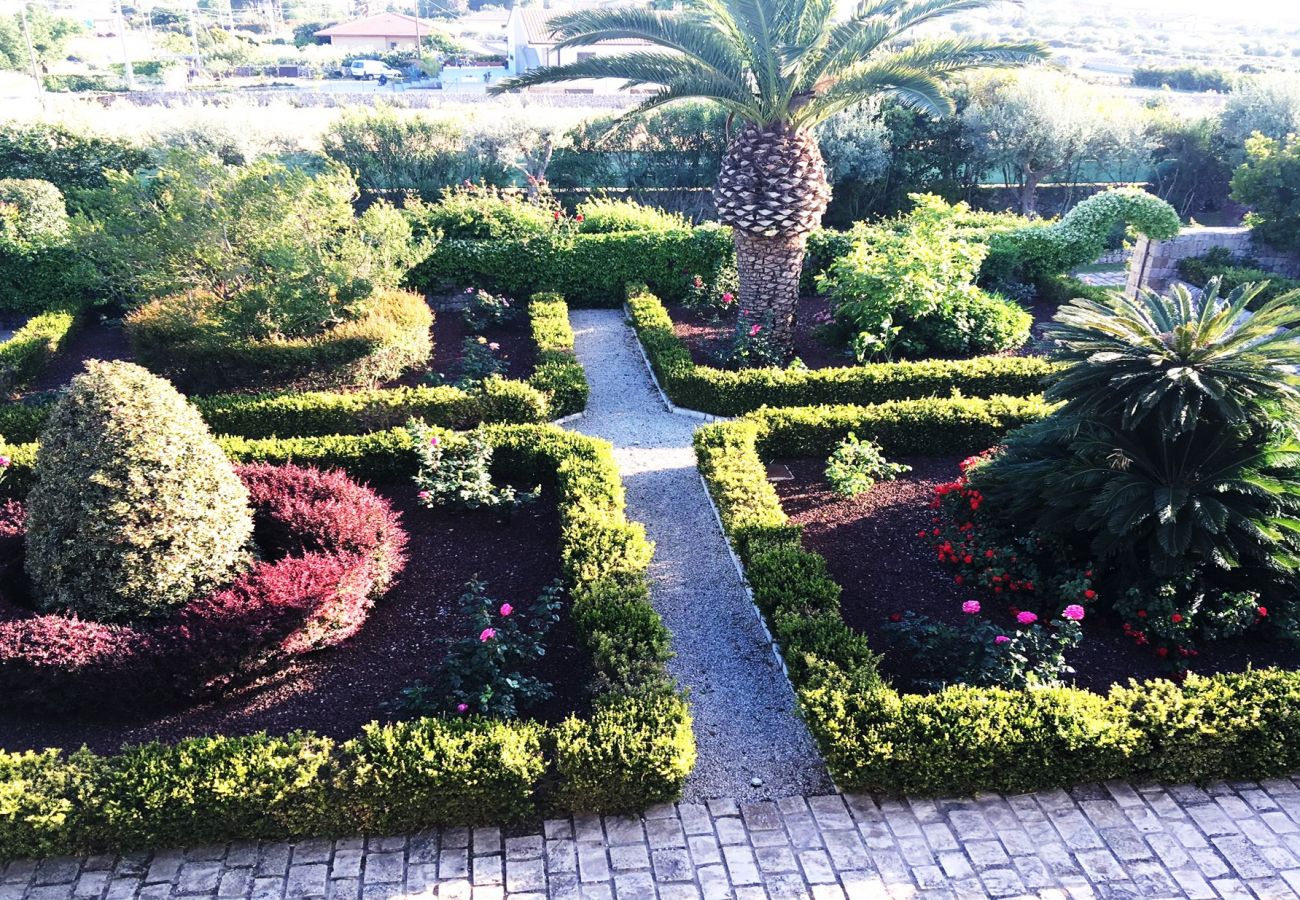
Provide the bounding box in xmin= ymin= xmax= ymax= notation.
xmin=0 ymin=295 xmax=587 ymax=445
xmin=0 ymin=424 xmax=692 ymax=858
xmin=696 ymin=399 xmax=1300 ymax=795
xmin=0 ymin=306 xmax=81 ymax=394
xmin=408 ymin=226 xmax=734 ymax=308
xmin=627 ymin=286 xmax=1056 ymax=417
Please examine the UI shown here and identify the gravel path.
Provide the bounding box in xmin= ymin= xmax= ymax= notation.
xmin=564 ymin=308 xmax=831 ymax=802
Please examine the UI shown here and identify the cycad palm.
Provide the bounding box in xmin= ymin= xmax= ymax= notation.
xmin=490 ymin=0 xmax=1045 ymax=354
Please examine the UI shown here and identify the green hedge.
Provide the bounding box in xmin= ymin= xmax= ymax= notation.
xmin=0 ymin=295 xmax=587 ymax=444
xmin=0 ymin=425 xmax=692 ymax=857
xmin=627 ymin=286 xmax=1056 ymax=416
xmin=696 ymin=400 xmax=1300 ymax=795
xmin=0 ymin=307 xmax=81 ymax=394
xmin=408 ymin=226 xmax=734 ymax=307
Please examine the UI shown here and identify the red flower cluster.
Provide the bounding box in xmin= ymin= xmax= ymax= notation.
xmin=0 ymin=464 xmax=407 ymax=713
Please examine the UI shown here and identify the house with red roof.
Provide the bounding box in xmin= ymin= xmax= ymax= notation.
xmin=314 ymin=13 xmax=439 ymax=54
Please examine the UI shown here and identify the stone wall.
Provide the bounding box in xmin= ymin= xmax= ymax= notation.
xmin=1126 ymin=226 xmax=1300 ymax=295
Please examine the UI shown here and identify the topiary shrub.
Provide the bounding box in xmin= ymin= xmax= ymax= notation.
xmin=24 ymin=361 xmax=254 ymax=623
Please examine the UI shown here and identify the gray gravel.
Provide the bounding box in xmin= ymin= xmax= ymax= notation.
xmin=564 ymin=308 xmax=831 ymax=802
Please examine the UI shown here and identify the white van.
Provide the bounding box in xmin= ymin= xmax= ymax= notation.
xmin=348 ymin=59 xmax=403 ymax=80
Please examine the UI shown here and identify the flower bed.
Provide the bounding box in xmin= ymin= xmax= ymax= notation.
xmin=628 ymin=286 xmax=1057 ymax=417
xmin=0 ymin=463 xmax=406 ymax=712
xmin=0 ymin=295 xmax=587 ymax=444
xmin=696 ymin=401 xmax=1300 ymax=796
xmin=0 ymin=424 xmax=692 ymax=858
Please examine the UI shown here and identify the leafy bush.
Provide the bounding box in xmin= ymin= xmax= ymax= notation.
xmin=823 ymin=194 xmax=1032 ymax=358
xmin=410 ymin=422 xmax=533 ymax=512
xmin=24 ymin=361 xmax=254 ymax=623
xmin=128 ymin=288 xmax=433 ymax=391
xmin=0 ymin=179 xmax=96 ymax=314
xmin=461 ymin=288 xmax=517 ymax=330
xmin=824 ymin=433 xmax=908 ymax=497
xmin=575 ymin=197 xmax=687 ymax=233
xmin=0 ymin=123 xmax=148 ymax=196
xmin=83 ymin=152 xmax=421 ymax=337
xmin=1232 ymin=134 xmax=1300 ymax=254
xmin=408 ymin=185 xmax=559 ymax=242
xmin=627 ymin=286 xmax=1055 ymax=415
xmin=403 ymin=578 xmax=563 ymax=717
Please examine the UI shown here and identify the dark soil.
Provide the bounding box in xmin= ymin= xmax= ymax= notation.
xmin=774 ymin=455 xmax=1300 ymax=693
xmin=0 ymin=484 xmax=582 ymax=754
xmin=669 ymin=295 xmax=1055 ymax=370
xmin=9 ymin=297 xmax=535 ymax=400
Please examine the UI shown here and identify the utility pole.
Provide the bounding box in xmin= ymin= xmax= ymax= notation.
xmin=189 ymin=0 xmax=203 ymax=77
xmin=113 ymin=0 xmax=136 ymax=90
xmin=18 ymin=4 xmax=45 ymax=109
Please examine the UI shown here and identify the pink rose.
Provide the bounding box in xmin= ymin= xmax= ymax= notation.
xmin=479 ymin=628 xmax=496 ymax=642
xmin=995 ymin=635 xmax=1010 ymax=645
xmin=962 ymin=600 xmax=980 ymax=615
xmin=0 ymin=456 xmax=9 ymax=468
xmin=489 ymin=342 xmax=500 ymax=351
xmin=722 ymin=292 xmax=734 ymax=304
xmin=1062 ymin=604 xmax=1085 ymax=621
xmin=456 ymin=703 xmax=468 ymax=713
xmin=429 ymin=435 xmax=440 ymax=447
xmin=1017 ymin=611 xmax=1038 ymax=625
xmin=499 ymin=603 xmax=513 ymax=617
xmin=749 ymin=324 xmax=762 ymax=337
xmin=417 ymin=490 xmax=431 ymax=501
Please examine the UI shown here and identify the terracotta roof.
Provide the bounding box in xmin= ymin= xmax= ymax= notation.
xmin=517 ymin=7 xmax=649 ymax=47
xmin=315 ymin=13 xmax=438 ymax=38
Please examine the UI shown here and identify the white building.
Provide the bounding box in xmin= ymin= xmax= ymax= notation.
xmin=314 ymin=13 xmax=440 ymax=54
xmin=505 ymin=5 xmax=652 ymax=94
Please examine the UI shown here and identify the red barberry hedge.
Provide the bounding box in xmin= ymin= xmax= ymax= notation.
xmin=0 ymin=463 xmax=405 ymax=712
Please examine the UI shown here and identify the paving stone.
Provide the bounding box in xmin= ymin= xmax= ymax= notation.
xmin=546 ymin=819 xmax=575 ymax=841
xmin=651 ymin=848 xmax=694 ymax=883
xmin=647 ymin=818 xmax=687 ymax=850
xmin=72 ymin=871 xmax=110 ymax=898
xmin=471 ymin=828 xmax=501 ymax=856
xmin=577 ymin=845 xmax=610 ymax=883
xmin=688 ymin=835 xmax=723 ymax=868
xmin=679 ymin=804 xmax=714 ymax=836
xmin=548 ymin=839 xmax=578 ymax=875
xmin=609 ymin=844 xmax=651 ymax=872
xmin=178 ymin=861 xmax=225 ymax=895
xmin=285 ymin=864 xmax=328 ymax=898
xmin=470 ymin=854 xmax=501 ymax=886
xmin=362 ymin=852 xmax=404 ymax=886
xmin=505 ymin=857 xmax=545 ymax=893
xmin=724 ymin=845 xmax=761 ymax=885
xmin=605 ymin=817 xmax=647 ymax=847
xmin=755 ymin=846 xmax=799 ymax=875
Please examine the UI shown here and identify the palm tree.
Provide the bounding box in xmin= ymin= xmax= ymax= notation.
xmin=490 ymin=0 xmax=1045 ymax=354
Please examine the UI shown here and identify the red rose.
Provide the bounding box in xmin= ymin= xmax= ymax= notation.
xmin=1137 ymin=610 xmax=1147 ymax=618
xmin=1156 ymin=647 xmax=1169 ymax=658
xmin=1084 ymin=589 xmax=1096 ymax=600
xmin=1171 ymin=614 xmax=1183 ymax=623
xmin=985 ymin=550 xmax=995 ymax=559
xmin=1258 ymin=606 xmax=1269 ymax=617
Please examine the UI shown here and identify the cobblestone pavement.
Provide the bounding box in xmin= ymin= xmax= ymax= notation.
xmin=564 ymin=308 xmax=831 ymax=801
xmin=12 ymin=780 xmax=1300 ymax=899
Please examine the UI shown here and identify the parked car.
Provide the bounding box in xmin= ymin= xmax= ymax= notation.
xmin=348 ymin=60 xmax=403 ymax=80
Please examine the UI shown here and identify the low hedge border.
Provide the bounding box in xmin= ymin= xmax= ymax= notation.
xmin=626 ymin=286 xmax=1057 ymax=417
xmin=0 ymin=295 xmax=588 ymax=444
xmin=0 ymin=306 xmax=82 ymax=395
xmin=0 ymin=424 xmax=692 ymax=858
xmin=696 ymin=398 xmax=1300 ymax=796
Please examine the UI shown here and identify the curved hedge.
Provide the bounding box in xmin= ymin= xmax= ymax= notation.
xmin=0 ymin=463 xmax=406 ymax=711
xmin=696 ymin=399 xmax=1300 ymax=795
xmin=0 ymin=295 xmax=587 ymax=444
xmin=0 ymin=424 xmax=693 ymax=857
xmin=627 ymin=286 xmax=1055 ymax=416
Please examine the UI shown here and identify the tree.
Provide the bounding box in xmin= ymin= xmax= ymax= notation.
xmin=1232 ymin=133 xmax=1300 ymax=254
xmin=1218 ymin=74 xmax=1300 ymax=154
xmin=489 ymin=0 xmax=1044 ymax=356
xmin=0 ymin=4 xmax=81 ymax=73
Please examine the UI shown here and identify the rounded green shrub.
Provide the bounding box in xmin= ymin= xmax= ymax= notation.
xmin=24 ymin=361 xmax=254 ymax=623
xmin=0 ymin=179 xmax=69 ymax=245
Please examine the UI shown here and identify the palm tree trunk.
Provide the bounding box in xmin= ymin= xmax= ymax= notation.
xmin=733 ymin=230 xmax=807 ymax=355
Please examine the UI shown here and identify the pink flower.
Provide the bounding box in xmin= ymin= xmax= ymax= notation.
xmin=456 ymin=703 xmax=468 ymax=713
xmin=489 ymin=342 xmax=500 ymax=351
xmin=429 ymin=435 xmax=440 ymax=447
xmin=994 ymin=635 xmax=1010 ymax=645
xmin=749 ymin=324 xmax=762 ymax=337
xmin=1062 ymin=604 xmax=1085 ymax=621
xmin=417 ymin=490 xmax=431 ymax=501
xmin=1016 ymin=611 xmax=1038 ymax=625
xmin=962 ymin=600 xmax=980 ymax=615
xmin=479 ymin=627 xmax=496 ymax=642
xmin=499 ymin=603 xmax=513 ymax=617
xmin=722 ymin=292 xmax=734 ymax=304
xmin=465 ymin=287 xmax=475 ymax=294
xmin=0 ymin=456 xmax=9 ymax=468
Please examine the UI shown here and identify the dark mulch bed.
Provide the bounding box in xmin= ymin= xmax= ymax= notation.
xmin=10 ymin=297 xmax=535 ymax=400
xmin=774 ymin=455 xmax=1300 ymax=693
xmin=669 ymin=295 xmax=1056 ymax=370
xmin=0 ymin=484 xmax=583 ymax=755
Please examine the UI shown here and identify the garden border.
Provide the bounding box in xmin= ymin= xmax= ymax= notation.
xmin=0 ymin=305 xmax=83 ymax=395
xmin=0 ymin=295 xmax=588 ymax=444
xmin=0 ymin=423 xmax=692 ymax=859
xmin=696 ymin=400 xmax=1300 ymax=797
xmin=626 ymin=286 xmax=1057 ymax=417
